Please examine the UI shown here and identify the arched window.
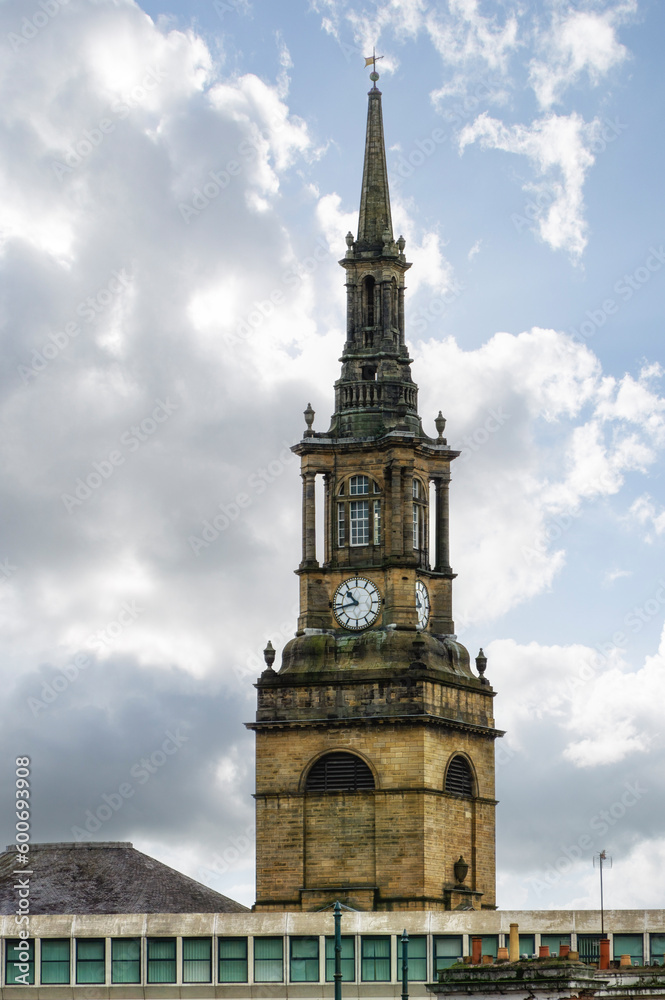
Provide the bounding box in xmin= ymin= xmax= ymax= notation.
xmin=445 ymin=755 xmax=474 ymax=797
xmin=412 ymin=477 xmax=427 ymax=551
xmin=305 ymin=752 xmax=375 ymax=792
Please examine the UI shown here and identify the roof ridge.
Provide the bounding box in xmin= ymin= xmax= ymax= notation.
xmin=4 ymin=841 xmax=133 ymax=851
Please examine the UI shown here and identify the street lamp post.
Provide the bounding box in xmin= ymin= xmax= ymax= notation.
xmin=334 ymin=901 xmax=342 ymax=1000
xmin=401 ymin=930 xmax=409 ymax=1000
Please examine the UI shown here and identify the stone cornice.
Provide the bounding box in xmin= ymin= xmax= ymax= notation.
xmin=247 ymin=712 xmax=504 ymax=739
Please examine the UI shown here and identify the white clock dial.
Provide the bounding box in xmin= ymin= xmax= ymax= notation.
xmin=333 ymin=576 xmax=381 ymax=631
xmin=415 ymin=580 xmax=430 ymax=630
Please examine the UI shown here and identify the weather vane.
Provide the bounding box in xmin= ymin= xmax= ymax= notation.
xmin=364 ymin=48 xmax=384 ymax=85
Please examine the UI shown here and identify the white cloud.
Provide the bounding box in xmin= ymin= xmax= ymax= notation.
xmin=490 ymin=620 xmax=665 ymax=772
xmin=425 ymin=0 xmax=519 ymax=76
xmin=312 ymin=0 xmax=426 ymax=69
xmin=313 ymin=0 xmax=518 ymax=105
xmin=413 ymin=329 xmax=665 ymax=625
xmin=529 ymin=3 xmax=637 ymax=110
xmin=0 ymin=0 xmax=321 ymax=683
xmin=459 ymin=111 xmax=599 ymax=258
xmin=628 ymin=494 xmax=665 ymax=542
xmin=603 ymin=567 xmax=633 ymax=587
xmin=490 ymin=622 xmax=664 ymax=908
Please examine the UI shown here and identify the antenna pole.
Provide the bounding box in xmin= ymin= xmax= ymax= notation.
xmin=599 ymin=851 xmax=605 ymax=936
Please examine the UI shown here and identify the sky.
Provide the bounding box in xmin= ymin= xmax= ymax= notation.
xmin=1 ymin=0 xmax=664 ymax=913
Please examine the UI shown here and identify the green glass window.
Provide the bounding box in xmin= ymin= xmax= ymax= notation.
xmin=111 ymin=939 xmax=141 ymax=984
xmin=147 ymin=938 xmax=176 ymax=984
xmin=361 ymin=936 xmax=390 ymax=981
xmin=519 ymin=935 xmax=535 ymax=957
xmin=290 ymin=936 xmax=319 ymax=982
xmin=325 ymin=936 xmax=355 ymax=981
xmin=541 ymin=934 xmax=571 ymax=957
xmin=613 ymin=934 xmax=643 ymax=965
xmin=578 ymin=935 xmax=601 ymax=963
xmin=76 ymin=939 xmax=105 ymax=984
xmin=398 ymin=934 xmax=427 ymax=981
xmin=651 ymin=934 xmax=665 ymax=965
xmin=219 ymin=937 xmax=248 ymax=982
xmin=41 ymin=939 xmax=70 ymax=984
xmin=434 ymin=935 xmax=463 ymax=972
xmin=254 ymin=937 xmax=283 ymax=982
xmin=480 ymin=935 xmax=498 ymax=959
xmin=5 ymin=940 xmax=34 ymax=985
xmin=183 ymin=938 xmax=212 ymax=983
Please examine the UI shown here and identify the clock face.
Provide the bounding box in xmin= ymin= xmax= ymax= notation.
xmin=415 ymin=580 xmax=430 ymax=630
xmin=333 ymin=576 xmax=381 ymax=631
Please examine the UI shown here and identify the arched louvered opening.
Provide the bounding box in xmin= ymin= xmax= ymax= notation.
xmin=363 ymin=276 xmax=375 ymax=327
xmin=445 ymin=755 xmax=474 ymax=797
xmin=305 ymin=752 xmax=375 ymax=793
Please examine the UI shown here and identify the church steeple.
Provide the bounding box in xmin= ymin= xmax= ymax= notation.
xmin=330 ymin=74 xmax=419 ymax=440
xmin=357 ymin=82 xmax=393 ymax=250
xmin=249 ymin=72 xmax=502 ymax=916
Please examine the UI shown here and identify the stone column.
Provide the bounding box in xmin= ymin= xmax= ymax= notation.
xmin=390 ymin=465 xmax=403 ymax=557
xmin=323 ymin=473 xmax=331 ymax=565
xmin=381 ymin=280 xmax=390 ymax=338
xmin=434 ymin=475 xmax=450 ymax=572
xmin=345 ymin=282 xmax=355 ymax=345
xmin=402 ymin=467 xmax=412 ymax=555
xmin=301 ymin=471 xmax=318 ymax=566
xmin=398 ymin=284 xmax=405 ymax=342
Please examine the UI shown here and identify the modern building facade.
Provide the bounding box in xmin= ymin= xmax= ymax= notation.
xmin=0 ymin=841 xmax=663 ymax=996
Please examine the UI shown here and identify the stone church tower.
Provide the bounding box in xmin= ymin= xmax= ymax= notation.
xmin=248 ymin=72 xmax=502 ymax=913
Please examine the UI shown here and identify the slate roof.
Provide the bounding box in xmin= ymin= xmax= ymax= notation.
xmin=0 ymin=842 xmax=249 ymax=914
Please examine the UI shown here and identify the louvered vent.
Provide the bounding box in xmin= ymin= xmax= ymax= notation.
xmin=305 ymin=752 xmax=375 ymax=793
xmin=445 ymin=755 xmax=473 ymax=797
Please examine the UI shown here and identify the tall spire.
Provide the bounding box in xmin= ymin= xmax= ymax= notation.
xmin=328 ymin=72 xmax=418 ymax=440
xmin=356 ymin=82 xmax=393 ymax=250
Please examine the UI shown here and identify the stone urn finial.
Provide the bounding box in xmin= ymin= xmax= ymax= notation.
xmin=475 ymin=648 xmax=489 ymax=685
xmin=454 ymin=856 xmax=469 ymax=886
xmin=304 ymin=402 xmax=315 ymax=433
xmin=263 ymin=640 xmax=276 ymax=669
xmin=435 ymin=411 xmax=447 ymax=441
